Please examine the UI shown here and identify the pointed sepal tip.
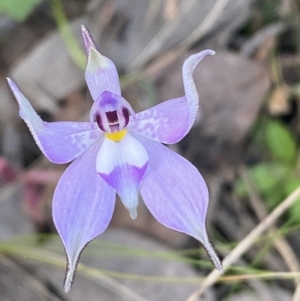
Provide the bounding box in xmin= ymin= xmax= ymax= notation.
xmin=197 ymin=231 xmax=223 ymax=273
xmin=129 ymin=207 xmax=137 ymax=220
xmin=81 ymin=24 xmax=97 ymax=55
xmin=64 ymin=263 xmax=76 ymax=293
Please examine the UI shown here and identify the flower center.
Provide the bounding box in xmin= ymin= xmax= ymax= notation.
xmin=90 ymin=91 xmax=135 ymax=134
xmin=105 ymin=129 xmax=127 ymax=142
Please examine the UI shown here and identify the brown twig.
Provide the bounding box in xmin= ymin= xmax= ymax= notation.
xmin=293 ymin=281 xmax=300 ymax=301
xmin=239 ymin=165 xmax=300 ymax=275
xmin=128 ymin=0 xmax=230 ymax=78
xmin=0 ymin=255 xmax=63 ymax=301
xmin=185 ymin=186 xmax=300 ymax=301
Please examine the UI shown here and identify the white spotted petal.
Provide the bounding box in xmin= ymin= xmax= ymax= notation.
xmin=128 ymin=97 xmax=189 ymax=144
xmin=128 ymin=50 xmax=215 ymax=144
xmin=7 ymin=78 xmax=102 ymax=164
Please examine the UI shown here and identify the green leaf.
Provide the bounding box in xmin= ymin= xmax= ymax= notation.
xmin=0 ymin=0 xmax=42 ymax=21
xmin=284 ymin=176 xmax=300 ymax=196
xmin=265 ymin=120 xmax=297 ymax=165
xmin=50 ymin=0 xmax=86 ymax=69
xmin=283 ymin=176 xmax=300 ymax=224
xmin=235 ymin=162 xmax=291 ymax=207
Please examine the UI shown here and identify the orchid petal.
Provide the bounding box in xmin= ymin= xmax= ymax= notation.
xmin=7 ymin=78 xmax=102 ymax=164
xmin=82 ymin=26 xmax=121 ymax=100
xmin=183 ymin=50 xmax=215 ymax=128
xmin=96 ymin=133 xmax=148 ymax=219
xmin=135 ymin=134 xmax=222 ymax=271
xmin=128 ymin=50 xmax=215 ymax=144
xmin=53 ymin=138 xmax=115 ymax=292
xmin=128 ymin=97 xmax=189 ymax=144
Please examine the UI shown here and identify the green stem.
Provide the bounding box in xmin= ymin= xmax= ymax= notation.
xmin=50 ymin=0 xmax=86 ymax=69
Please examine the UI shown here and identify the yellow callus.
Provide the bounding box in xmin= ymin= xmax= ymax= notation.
xmin=105 ymin=129 xmax=127 ymax=142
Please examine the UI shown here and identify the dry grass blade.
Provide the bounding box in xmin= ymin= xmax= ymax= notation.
xmin=142 ymin=0 xmax=231 ymax=79
xmin=129 ymin=0 xmax=197 ymax=70
xmin=178 ymin=0 xmax=231 ymax=48
xmin=0 ymin=255 xmax=63 ymax=301
xmin=218 ymin=272 xmax=300 ymax=282
xmin=1 ymin=246 xmax=149 ymax=301
xmin=185 ymin=186 xmax=300 ymax=301
xmin=79 ymin=267 xmax=150 ymax=301
xmin=293 ymin=283 xmax=300 ymax=301
xmin=239 ymin=166 xmax=300 ymax=275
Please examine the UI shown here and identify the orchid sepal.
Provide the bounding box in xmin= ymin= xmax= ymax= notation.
xmin=135 ymin=133 xmax=222 ymax=271
xmin=52 ymin=138 xmax=116 ymax=292
xmin=128 ymin=50 xmax=215 ymax=144
xmin=183 ymin=50 xmax=215 ymax=127
xmin=82 ymin=25 xmax=121 ymax=100
xmin=7 ymin=78 xmax=102 ymax=164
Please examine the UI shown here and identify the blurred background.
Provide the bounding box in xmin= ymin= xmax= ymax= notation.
xmin=0 ymin=0 xmax=300 ymax=300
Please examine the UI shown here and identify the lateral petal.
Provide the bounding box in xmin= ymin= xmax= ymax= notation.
xmin=96 ymin=132 xmax=148 ymax=219
xmin=128 ymin=50 xmax=215 ymax=144
xmin=183 ymin=50 xmax=215 ymax=128
xmin=7 ymin=78 xmax=101 ymax=164
xmin=128 ymin=97 xmax=189 ymax=144
xmin=53 ymin=138 xmax=116 ymax=292
xmin=135 ymin=134 xmax=222 ymax=271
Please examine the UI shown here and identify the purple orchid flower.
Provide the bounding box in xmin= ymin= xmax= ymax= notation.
xmin=7 ymin=25 xmax=222 ymax=291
